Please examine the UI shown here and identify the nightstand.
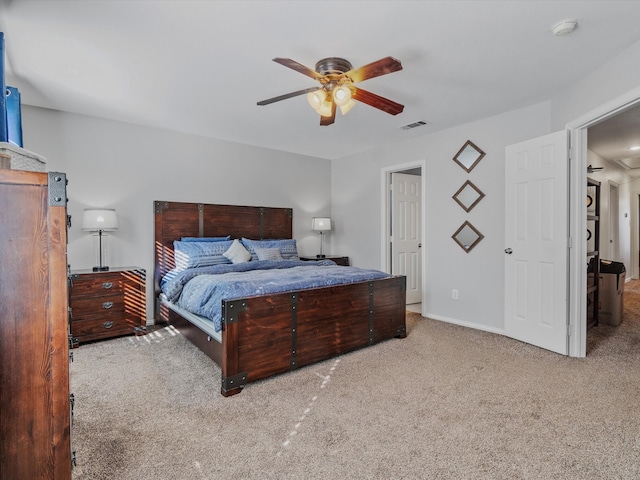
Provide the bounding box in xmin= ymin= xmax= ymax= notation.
xmin=68 ymin=267 xmax=146 ymax=346
xmin=300 ymin=256 xmax=350 ymax=266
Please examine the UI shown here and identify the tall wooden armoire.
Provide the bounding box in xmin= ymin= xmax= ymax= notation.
xmin=0 ymin=169 xmax=72 ymax=479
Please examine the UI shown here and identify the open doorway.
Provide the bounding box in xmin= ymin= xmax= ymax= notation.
xmin=381 ymin=160 xmax=426 ymax=314
xmin=567 ymin=84 xmax=640 ymax=357
xmin=580 ymin=98 xmax=640 ymax=354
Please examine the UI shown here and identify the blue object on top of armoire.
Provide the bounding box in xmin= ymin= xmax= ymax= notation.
xmin=0 ymin=32 xmax=8 ymax=143
xmin=6 ymin=86 xmax=23 ymax=147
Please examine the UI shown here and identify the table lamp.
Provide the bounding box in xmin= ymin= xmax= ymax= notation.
xmin=82 ymin=208 xmax=118 ymax=271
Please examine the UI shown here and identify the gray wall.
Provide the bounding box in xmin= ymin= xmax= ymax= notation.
xmin=22 ymin=106 xmax=332 ymax=319
xmin=332 ymin=102 xmax=552 ymax=332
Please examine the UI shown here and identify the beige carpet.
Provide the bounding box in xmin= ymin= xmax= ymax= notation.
xmin=71 ymin=284 xmax=640 ymax=479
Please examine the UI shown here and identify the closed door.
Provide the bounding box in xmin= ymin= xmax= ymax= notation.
xmin=392 ymin=172 xmax=422 ymax=304
xmin=504 ymin=131 xmax=569 ymax=354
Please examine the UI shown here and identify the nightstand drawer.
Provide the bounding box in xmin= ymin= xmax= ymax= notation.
xmin=69 ymin=295 xmax=125 ymax=321
xmin=69 ymin=272 xmax=127 ymax=298
xmin=71 ymin=316 xmax=140 ymax=342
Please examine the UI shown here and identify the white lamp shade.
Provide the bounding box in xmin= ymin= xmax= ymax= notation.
xmin=82 ymin=209 xmax=118 ymax=231
xmin=333 ymin=85 xmax=352 ymax=106
xmin=339 ymin=98 xmax=356 ymax=116
xmin=312 ymin=217 xmax=332 ymax=231
xmin=317 ymin=100 xmax=333 ymax=117
xmin=307 ymin=90 xmax=326 ymax=110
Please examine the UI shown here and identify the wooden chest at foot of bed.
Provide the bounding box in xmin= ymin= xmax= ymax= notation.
xmin=68 ymin=267 xmax=147 ymax=345
xmin=220 ymin=275 xmax=407 ymax=396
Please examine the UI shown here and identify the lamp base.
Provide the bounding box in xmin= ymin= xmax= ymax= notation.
xmin=93 ymin=266 xmax=110 ymax=272
xmin=316 ymin=254 xmax=326 ymax=259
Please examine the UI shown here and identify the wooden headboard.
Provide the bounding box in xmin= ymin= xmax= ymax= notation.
xmin=153 ymin=201 xmax=293 ymax=319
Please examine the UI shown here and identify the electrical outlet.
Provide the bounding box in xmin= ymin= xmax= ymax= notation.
xmin=452 ymin=289 xmax=459 ymax=300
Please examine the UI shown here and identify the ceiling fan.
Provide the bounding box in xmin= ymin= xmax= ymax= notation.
xmin=257 ymin=56 xmax=404 ymax=126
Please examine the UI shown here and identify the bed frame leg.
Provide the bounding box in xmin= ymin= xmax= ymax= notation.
xmin=220 ymin=386 xmax=243 ymax=397
xmin=396 ymin=325 xmax=407 ymax=339
xmin=221 ymin=372 xmax=248 ymax=397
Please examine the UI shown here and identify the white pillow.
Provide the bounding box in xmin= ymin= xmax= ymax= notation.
xmin=223 ymin=239 xmax=252 ymax=264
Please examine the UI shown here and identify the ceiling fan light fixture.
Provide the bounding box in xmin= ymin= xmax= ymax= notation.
xmin=307 ymin=90 xmax=326 ymax=110
xmin=317 ymin=100 xmax=333 ymax=117
xmin=339 ymin=99 xmax=356 ymax=116
xmin=258 ymin=56 xmax=404 ymax=125
xmin=333 ymin=85 xmax=352 ymax=106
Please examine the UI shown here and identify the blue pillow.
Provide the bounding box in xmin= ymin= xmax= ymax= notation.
xmin=180 ymin=236 xmax=231 ymax=242
xmin=173 ymin=240 xmax=233 ymax=270
xmin=241 ymin=238 xmax=298 ymax=261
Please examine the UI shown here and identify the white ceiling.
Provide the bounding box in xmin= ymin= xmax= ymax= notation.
xmin=2 ymin=0 xmax=640 ymax=161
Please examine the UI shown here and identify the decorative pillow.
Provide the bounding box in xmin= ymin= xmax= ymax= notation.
xmin=180 ymin=236 xmax=231 ymax=242
xmin=223 ymin=239 xmax=252 ymax=264
xmin=241 ymin=238 xmax=299 ymax=261
xmin=173 ymin=240 xmax=233 ymax=270
xmin=255 ymin=247 xmax=284 ymax=261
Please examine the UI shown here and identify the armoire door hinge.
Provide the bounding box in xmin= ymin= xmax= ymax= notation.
xmin=48 ymin=172 xmax=67 ymax=207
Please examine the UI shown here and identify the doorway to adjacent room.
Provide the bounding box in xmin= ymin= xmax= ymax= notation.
xmin=381 ymin=160 xmax=426 ymax=313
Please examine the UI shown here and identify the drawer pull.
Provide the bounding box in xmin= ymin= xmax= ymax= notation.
xmin=102 ymin=302 xmax=114 ymax=309
xmin=103 ymin=321 xmax=114 ymax=329
xmin=102 ymin=282 xmax=113 ymax=290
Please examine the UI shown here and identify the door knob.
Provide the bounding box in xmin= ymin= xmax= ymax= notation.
xmin=505 ymin=248 xmax=513 ymax=254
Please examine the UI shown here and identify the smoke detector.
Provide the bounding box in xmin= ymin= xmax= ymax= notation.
xmin=552 ymin=19 xmax=577 ymax=36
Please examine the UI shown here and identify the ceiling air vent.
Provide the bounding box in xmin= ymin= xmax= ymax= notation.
xmin=399 ymin=120 xmax=428 ymax=130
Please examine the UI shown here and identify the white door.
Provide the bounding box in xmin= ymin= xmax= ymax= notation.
xmin=504 ymin=131 xmax=569 ymax=354
xmin=609 ymin=182 xmax=619 ymax=261
xmin=392 ymin=172 xmax=422 ymax=304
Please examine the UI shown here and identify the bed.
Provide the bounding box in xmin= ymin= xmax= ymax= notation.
xmin=154 ymin=201 xmax=407 ymax=396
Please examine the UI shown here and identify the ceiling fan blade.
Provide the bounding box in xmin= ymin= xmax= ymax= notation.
xmin=320 ymin=102 xmax=337 ymax=126
xmin=273 ymin=58 xmax=326 ymax=81
xmin=343 ymin=56 xmax=403 ymax=84
xmin=257 ymin=87 xmax=321 ymax=106
xmin=352 ymin=87 xmax=404 ymax=115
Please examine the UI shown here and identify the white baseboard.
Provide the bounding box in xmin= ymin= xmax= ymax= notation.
xmin=423 ymin=312 xmax=505 ymax=336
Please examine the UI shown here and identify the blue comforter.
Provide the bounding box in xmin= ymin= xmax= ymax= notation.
xmin=161 ymin=260 xmax=390 ymax=332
